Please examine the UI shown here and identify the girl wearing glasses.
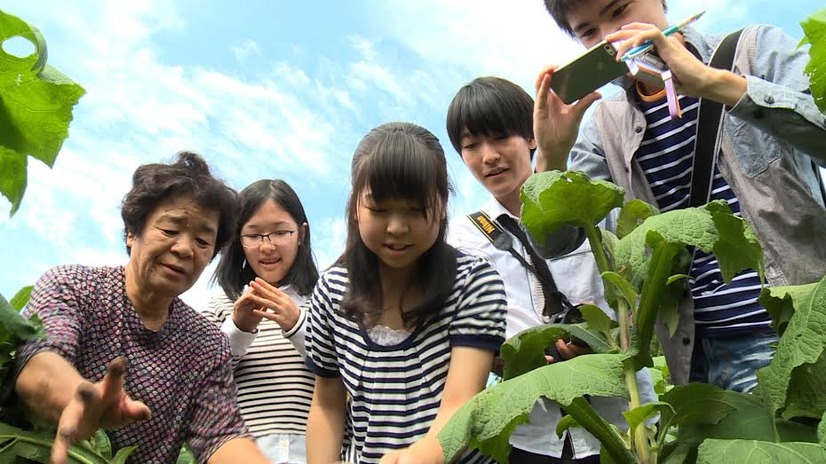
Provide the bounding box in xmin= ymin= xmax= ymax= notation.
xmin=205 ymin=179 xmax=319 ymax=464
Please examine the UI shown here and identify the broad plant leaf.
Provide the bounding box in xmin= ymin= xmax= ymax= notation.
xmin=9 ymin=285 xmax=32 ymax=312
xmin=760 ymin=282 xmax=816 ymax=337
xmin=800 ymin=7 xmax=826 ymax=113
xmin=616 ymin=199 xmax=659 ymax=239
xmin=775 ymin=419 xmax=820 ymax=443
xmin=0 ymin=10 xmax=85 ymax=215
xmin=820 ymin=411 xmax=826 ymax=445
xmin=501 ymin=322 xmax=615 ymax=379
xmin=439 ymin=354 xmax=630 ymax=463
xmin=0 ymin=292 xmax=41 ymax=341
xmin=622 ymin=401 xmax=672 ymax=442
xmin=615 ymin=202 xmax=763 ymax=367
xmin=696 ymin=439 xmax=826 ymax=464
xmin=521 ymin=170 xmax=624 ymax=239
xmin=601 ymin=271 xmax=638 ymax=309
xmin=660 ymin=383 xmax=739 ymax=429
xmin=669 ymin=386 xmax=778 ymax=446
xmin=580 ymin=303 xmax=617 ymax=337
xmin=757 ymin=276 xmax=826 ymax=420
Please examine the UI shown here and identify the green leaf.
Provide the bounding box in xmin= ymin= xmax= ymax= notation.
xmin=659 ymin=442 xmax=694 ymax=464
xmin=0 ymin=292 xmax=41 ymax=341
xmin=601 ymin=272 xmax=638 ymax=309
xmin=697 ymin=439 xmax=826 ymax=464
xmin=555 ymin=413 xmax=580 ymax=437
xmin=757 ymin=275 xmax=826 ymax=420
xmin=705 ymin=201 xmax=765 ymax=282
xmin=564 ymin=396 xmax=634 ymax=464
xmin=622 ymin=401 xmax=672 ymax=442
xmin=580 ymin=302 xmax=617 ymax=335
xmin=0 ymin=147 xmax=27 ymax=215
xmin=438 ymin=353 xmax=630 ymax=463
xmin=660 ymin=383 xmax=739 ymax=428
xmin=801 ymin=7 xmax=826 ymax=113
xmin=775 ymin=419 xmax=820 ymax=443
xmin=760 ymin=282 xmax=816 ymax=337
xmin=616 ymin=199 xmax=659 ymax=239
xmin=9 ymin=285 xmax=32 ymax=312
xmin=501 ymin=322 xmax=616 ymax=379
xmin=0 ymin=10 xmax=85 ymax=216
xmin=110 ymin=445 xmax=139 ymax=463
xmin=521 ymin=170 xmax=625 ymax=240
xmin=819 ymin=411 xmax=826 ymax=445
xmin=663 ymin=384 xmax=779 ymax=448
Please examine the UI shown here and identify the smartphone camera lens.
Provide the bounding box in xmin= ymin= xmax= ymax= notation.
xmin=603 ymin=44 xmax=615 ymax=55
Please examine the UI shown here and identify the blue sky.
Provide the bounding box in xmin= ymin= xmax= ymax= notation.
xmin=1 ymin=0 xmax=823 ymax=310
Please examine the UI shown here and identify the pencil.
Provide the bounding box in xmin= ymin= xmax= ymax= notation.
xmin=620 ymin=10 xmax=706 ymax=62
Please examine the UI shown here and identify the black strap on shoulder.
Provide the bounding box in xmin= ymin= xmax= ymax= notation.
xmin=689 ymin=29 xmax=743 ymax=208
xmin=466 ymin=211 xmax=533 ymax=270
xmin=467 ymin=211 xmax=575 ymax=320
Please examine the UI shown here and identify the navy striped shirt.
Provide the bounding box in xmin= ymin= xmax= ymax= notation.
xmin=306 ymin=251 xmax=507 ymax=463
xmin=635 ymin=92 xmax=770 ymax=337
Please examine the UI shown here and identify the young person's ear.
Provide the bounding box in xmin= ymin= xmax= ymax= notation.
xmin=529 ymin=137 xmax=538 ymax=150
xmin=299 ymin=222 xmax=308 ymax=245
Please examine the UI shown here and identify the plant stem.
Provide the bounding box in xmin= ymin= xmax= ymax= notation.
xmin=584 ymin=225 xmax=611 ymax=275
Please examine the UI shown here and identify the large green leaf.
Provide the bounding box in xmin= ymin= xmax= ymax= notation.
xmin=9 ymin=285 xmax=32 ymax=312
xmin=667 ymin=385 xmax=778 ymax=446
xmin=0 ymin=292 xmax=41 ymax=341
xmin=757 ymin=276 xmax=826 ymax=419
xmin=0 ymin=10 xmax=85 ymax=215
xmin=616 ymin=199 xmax=659 ymax=239
xmin=819 ymin=411 xmax=825 ymax=445
xmin=501 ymin=322 xmax=615 ymax=379
xmin=696 ymin=439 xmax=826 ymax=463
xmin=439 ymin=354 xmax=630 ymax=463
xmin=759 ymin=282 xmax=816 ymax=337
xmin=521 ymin=170 xmax=624 ymax=239
xmin=801 ymin=7 xmax=826 ymax=113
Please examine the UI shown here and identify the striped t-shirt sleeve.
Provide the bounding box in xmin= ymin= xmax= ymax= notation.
xmin=450 ymin=255 xmax=507 ymax=351
xmin=305 ymin=270 xmax=344 ymax=377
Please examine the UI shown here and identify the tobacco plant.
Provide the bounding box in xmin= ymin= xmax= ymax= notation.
xmin=437 ymin=170 xmax=826 ymax=463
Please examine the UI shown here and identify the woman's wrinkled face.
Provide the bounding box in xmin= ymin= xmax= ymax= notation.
xmin=126 ymin=195 xmax=219 ymax=299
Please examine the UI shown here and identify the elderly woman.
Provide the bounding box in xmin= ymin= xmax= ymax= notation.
xmin=13 ymin=152 xmax=270 ymax=464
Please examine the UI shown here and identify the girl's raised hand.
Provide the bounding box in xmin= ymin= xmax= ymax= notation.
xmin=231 ymin=286 xmax=265 ymax=333
xmin=249 ymin=278 xmax=301 ymax=332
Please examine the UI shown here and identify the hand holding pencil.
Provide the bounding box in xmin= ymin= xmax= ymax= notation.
xmin=620 ymin=10 xmax=706 ymax=62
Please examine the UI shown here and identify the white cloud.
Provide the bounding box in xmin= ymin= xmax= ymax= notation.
xmin=232 ymin=39 xmax=261 ymax=62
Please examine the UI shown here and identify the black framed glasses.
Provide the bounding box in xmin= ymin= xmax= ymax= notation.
xmin=240 ymin=230 xmax=296 ymax=248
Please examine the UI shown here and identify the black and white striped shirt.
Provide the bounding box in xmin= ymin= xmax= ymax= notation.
xmin=205 ymin=288 xmax=314 ymax=438
xmin=635 ymin=92 xmax=770 ymax=337
xmin=306 ymin=251 xmax=507 ymax=463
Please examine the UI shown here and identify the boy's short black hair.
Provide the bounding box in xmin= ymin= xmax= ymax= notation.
xmin=446 ymin=76 xmax=534 ymax=157
xmin=543 ymin=0 xmax=668 ymax=37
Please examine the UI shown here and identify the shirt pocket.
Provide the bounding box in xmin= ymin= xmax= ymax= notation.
xmin=726 ymin=118 xmax=782 ymax=178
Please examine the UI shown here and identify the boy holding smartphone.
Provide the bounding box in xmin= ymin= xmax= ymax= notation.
xmin=536 ymin=0 xmax=826 ymax=392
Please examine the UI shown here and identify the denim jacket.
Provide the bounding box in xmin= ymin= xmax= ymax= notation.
xmin=569 ymin=24 xmax=826 ymax=384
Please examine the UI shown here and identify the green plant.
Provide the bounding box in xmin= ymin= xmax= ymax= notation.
xmin=437 ymin=171 xmax=826 ymax=463
xmin=0 ymin=9 xmax=129 ymax=464
xmin=801 ymin=7 xmax=826 ymax=112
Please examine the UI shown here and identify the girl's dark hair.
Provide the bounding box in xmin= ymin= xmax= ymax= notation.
xmin=543 ymin=0 xmax=668 ymax=37
xmin=446 ymin=76 xmax=535 ymax=158
xmin=121 ymin=151 xmax=237 ymax=259
xmin=339 ymin=122 xmax=457 ymax=329
xmin=212 ymin=179 xmax=319 ymax=300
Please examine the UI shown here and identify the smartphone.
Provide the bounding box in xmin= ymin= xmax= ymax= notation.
xmin=550 ymin=40 xmax=629 ymax=104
